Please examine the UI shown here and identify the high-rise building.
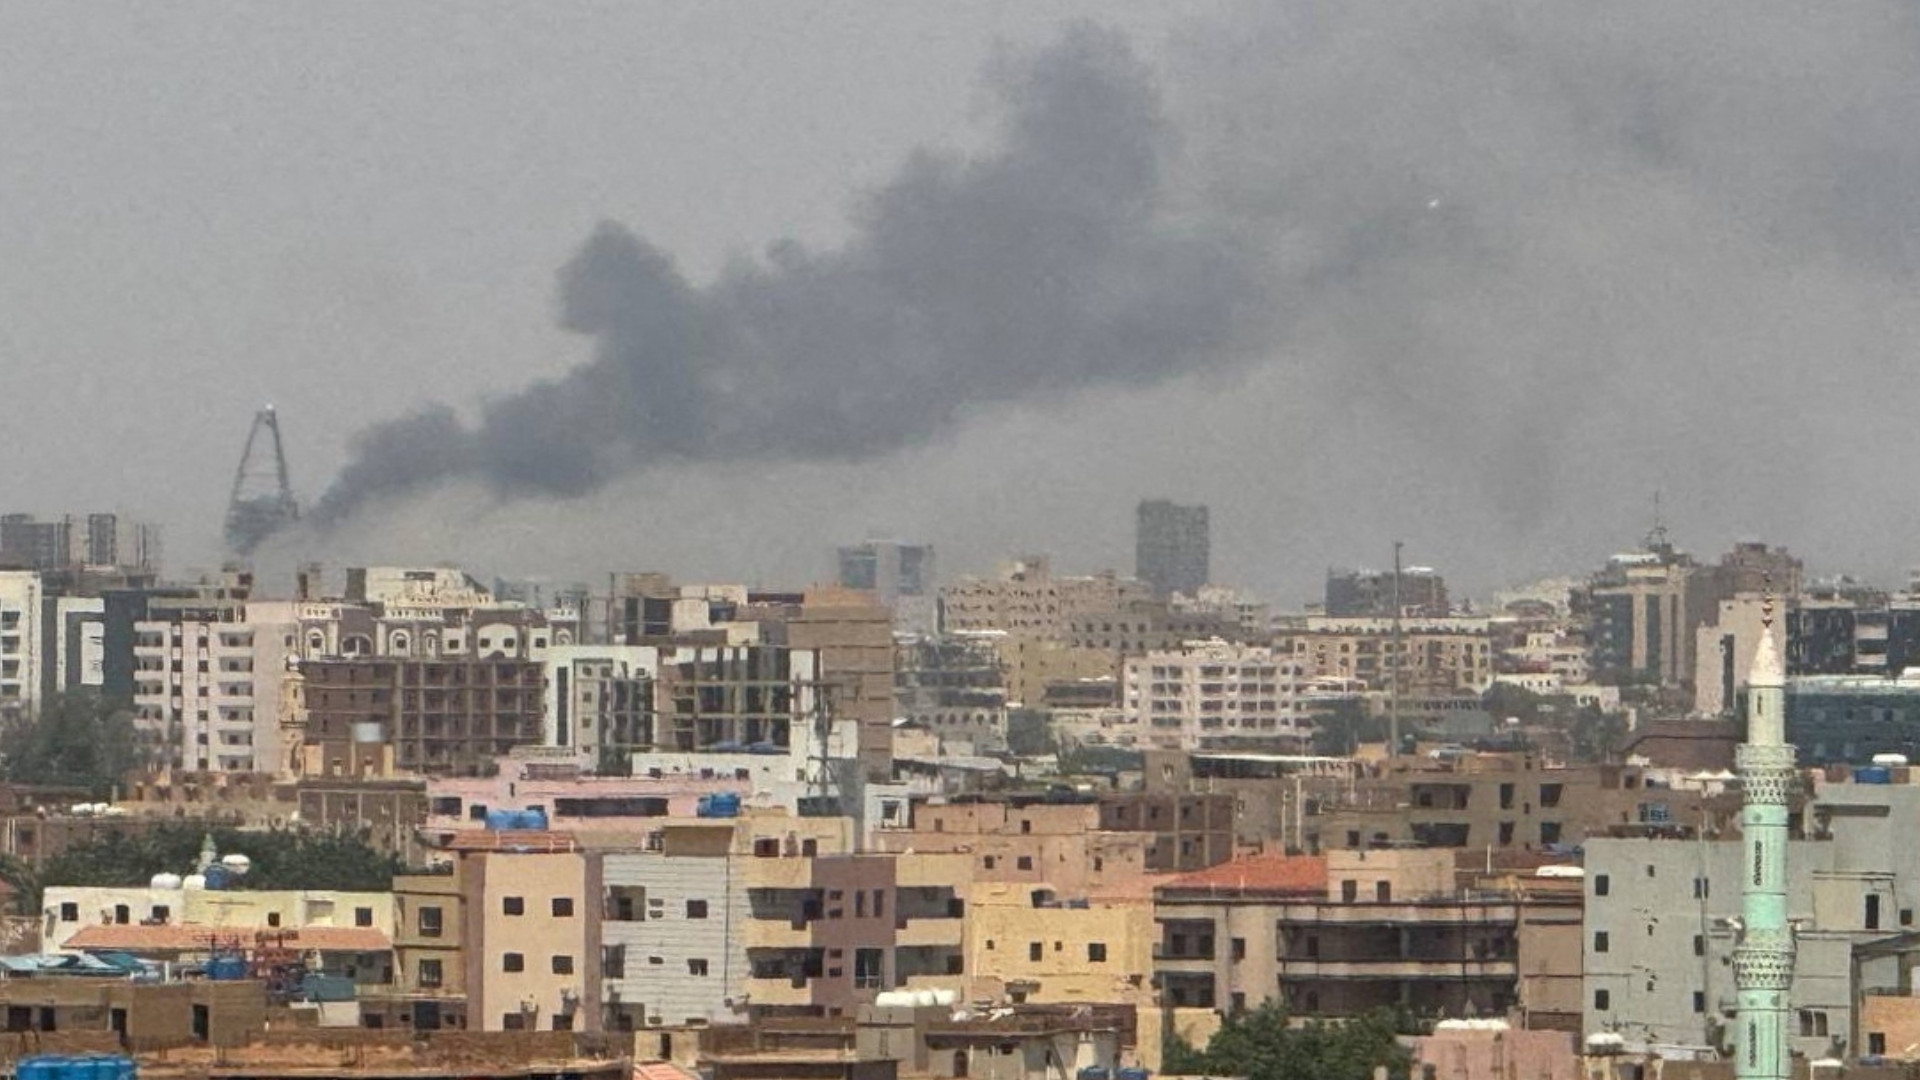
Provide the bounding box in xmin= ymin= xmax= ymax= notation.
xmin=0 ymin=512 xmax=159 ymax=574
xmin=1135 ymin=500 xmax=1209 ymax=597
xmin=1325 ymin=566 xmax=1449 ymax=618
xmin=836 ymin=540 xmax=935 ymax=632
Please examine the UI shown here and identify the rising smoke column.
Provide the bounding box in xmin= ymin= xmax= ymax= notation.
xmin=310 ymin=24 xmax=1257 ymax=526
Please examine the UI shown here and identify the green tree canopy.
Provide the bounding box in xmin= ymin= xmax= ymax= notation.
xmin=40 ymin=821 xmax=404 ymax=893
xmin=0 ymin=691 xmax=147 ymax=794
xmin=1163 ymin=1003 xmax=1411 ymax=1080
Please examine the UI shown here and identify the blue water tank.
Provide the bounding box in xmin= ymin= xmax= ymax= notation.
xmin=112 ymin=1058 xmax=136 ymax=1080
xmin=1857 ymin=766 xmax=1892 ymax=784
xmin=1077 ymin=1069 xmax=1112 ymax=1080
xmin=484 ymin=808 xmax=518 ymax=831
xmin=698 ymin=793 xmax=741 ymax=818
xmin=82 ymin=1057 xmax=117 ymax=1080
xmin=18 ymin=1056 xmax=56 ymax=1080
xmin=202 ymin=865 xmax=232 ymax=891
xmin=515 ymin=807 xmax=549 ymax=831
xmin=1117 ymin=1068 xmax=1150 ymax=1080
xmin=206 ymin=955 xmax=249 ymax=981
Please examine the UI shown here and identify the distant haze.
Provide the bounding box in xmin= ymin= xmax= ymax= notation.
xmin=8 ymin=3 xmax=1920 ymax=601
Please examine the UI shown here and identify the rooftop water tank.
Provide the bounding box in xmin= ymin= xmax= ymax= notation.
xmin=1874 ymin=754 xmax=1910 ymax=767
xmin=484 ymin=809 xmax=518 ymax=831
xmin=149 ymin=873 xmax=183 ymax=890
xmin=220 ymin=854 xmax=252 ymax=875
xmin=1856 ymin=766 xmax=1892 ymax=785
xmin=514 ymin=808 xmax=549 ymax=831
xmin=182 ymin=874 xmax=207 ymax=891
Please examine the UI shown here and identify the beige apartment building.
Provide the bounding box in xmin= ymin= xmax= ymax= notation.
xmin=963 ymin=881 xmax=1155 ymax=1005
xmin=457 ymin=833 xmax=600 ymax=1032
xmin=1120 ymin=639 xmax=1308 ymax=748
xmin=1280 ymin=615 xmax=1493 ymax=695
xmin=938 ymin=558 xmax=1151 ymax=638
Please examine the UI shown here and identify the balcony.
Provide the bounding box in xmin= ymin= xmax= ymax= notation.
xmin=1278 ymin=957 xmax=1517 ymax=979
xmin=745 ymin=857 xmax=813 ymax=890
xmin=746 ymin=918 xmax=814 ymax=950
xmin=895 ymin=917 xmax=964 ymax=949
xmin=1276 ymin=901 xmax=1519 ymax=926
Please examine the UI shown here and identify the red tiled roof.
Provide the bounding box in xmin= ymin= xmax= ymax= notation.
xmin=1159 ymin=854 xmax=1327 ymax=896
xmin=65 ymin=923 xmax=392 ymax=953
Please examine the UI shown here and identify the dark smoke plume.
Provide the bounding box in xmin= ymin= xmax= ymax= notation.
xmin=310 ymin=25 xmax=1256 ymax=525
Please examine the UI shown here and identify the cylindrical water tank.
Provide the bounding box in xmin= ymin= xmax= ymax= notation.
xmin=182 ymin=874 xmax=207 ymax=890
xmin=1856 ymin=766 xmax=1892 ymax=784
xmin=150 ymin=873 xmax=183 ymax=890
xmin=874 ymin=991 xmax=915 ymax=1008
xmin=931 ymin=988 xmax=957 ymax=1006
xmin=484 ymin=809 xmax=517 ymax=831
xmin=515 ymin=808 xmax=549 ymax=831
xmin=220 ymin=854 xmax=252 ymax=875
xmin=17 ymin=1056 xmax=54 ymax=1080
xmin=202 ymin=866 xmax=232 ymax=891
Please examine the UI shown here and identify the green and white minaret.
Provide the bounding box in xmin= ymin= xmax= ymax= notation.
xmin=1733 ymin=601 xmax=1796 ymax=1080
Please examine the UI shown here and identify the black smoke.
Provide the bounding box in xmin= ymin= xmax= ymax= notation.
xmin=310 ymin=24 xmax=1257 ymax=526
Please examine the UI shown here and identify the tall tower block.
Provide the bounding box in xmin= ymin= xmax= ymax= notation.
xmin=1733 ymin=603 xmax=1796 ymax=1080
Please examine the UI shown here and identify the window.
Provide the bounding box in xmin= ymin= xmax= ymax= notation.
xmin=552 ymin=897 xmax=574 ymax=918
xmin=1029 ymin=942 xmax=1043 ymax=961
xmin=854 ymin=948 xmax=884 ymax=990
xmin=503 ymin=897 xmax=525 ymax=916
xmin=418 ymin=907 xmax=443 ymax=937
xmin=1341 ymin=880 xmax=1359 ymax=903
xmin=552 ymin=955 xmax=574 ymax=975
xmin=1799 ymin=1010 xmax=1829 ymax=1038
xmin=686 ymin=900 xmax=709 ymax=919
xmin=688 ymin=958 xmax=709 ymax=976
xmin=267 ymin=912 xmax=281 ymax=927
xmin=1088 ymin=943 xmax=1108 ymax=963
xmin=1693 ymin=991 xmax=1706 ymax=1013
xmin=1693 ymin=877 xmax=1710 ymax=900
xmin=1232 ymin=938 xmax=1246 ymax=961
xmin=1017 ymin=856 xmax=1034 ymax=871
xmin=58 ymin=903 xmax=77 ymax=922
xmin=150 ymin=905 xmax=170 ymax=923
xmin=418 ymin=959 xmax=443 ymax=988
xmin=355 ymin=907 xmax=374 ymax=927
xmin=1594 ymin=932 xmax=1609 ymax=953
xmin=1594 ymin=989 xmax=1610 ymax=1010
xmin=1694 ymin=935 xmax=1705 ymax=957
xmin=1593 ymin=874 xmax=1610 ymax=897
xmin=502 ymin=1014 xmax=526 ymax=1031
xmin=503 ymin=953 xmax=524 ymax=972
xmin=1871 ymin=1033 xmax=1888 ymax=1056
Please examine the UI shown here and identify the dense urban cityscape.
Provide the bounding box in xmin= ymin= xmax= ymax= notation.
xmin=0 ymin=493 xmax=1909 ymax=1080
xmin=15 ymin=3 xmax=1920 ymax=1080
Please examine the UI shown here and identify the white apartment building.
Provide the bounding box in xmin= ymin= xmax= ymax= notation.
xmin=1120 ymin=638 xmax=1308 ymax=749
xmin=131 ymin=600 xmax=296 ymax=772
xmin=0 ymin=572 xmax=43 ymax=718
xmin=543 ymin=645 xmax=658 ymax=757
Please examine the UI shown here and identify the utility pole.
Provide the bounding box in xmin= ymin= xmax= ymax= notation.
xmin=1389 ymin=541 xmax=1403 ymax=759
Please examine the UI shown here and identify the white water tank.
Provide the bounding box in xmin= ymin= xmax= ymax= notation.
xmin=874 ymin=991 xmax=916 ymax=1008
xmin=221 ymin=854 xmax=252 ymax=875
xmin=149 ymin=873 xmax=183 ymax=890
xmin=182 ymin=874 xmax=208 ymax=890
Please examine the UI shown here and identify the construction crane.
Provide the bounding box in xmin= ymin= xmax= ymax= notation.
xmin=224 ymin=406 xmax=299 ymax=556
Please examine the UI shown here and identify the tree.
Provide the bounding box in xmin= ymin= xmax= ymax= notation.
xmin=39 ymin=822 xmax=405 ymax=892
xmin=0 ymin=691 xmax=147 ymax=794
xmin=1165 ymin=1002 xmax=1411 ymax=1080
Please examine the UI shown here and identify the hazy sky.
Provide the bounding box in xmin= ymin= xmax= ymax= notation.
xmin=6 ymin=3 xmax=1920 ymax=604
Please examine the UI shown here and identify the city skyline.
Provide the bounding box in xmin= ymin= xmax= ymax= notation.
xmin=8 ymin=4 xmax=1920 ymax=597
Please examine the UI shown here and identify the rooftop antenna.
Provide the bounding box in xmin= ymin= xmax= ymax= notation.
xmin=1645 ymin=490 xmax=1670 ymax=552
xmin=224 ymin=405 xmax=299 ymax=556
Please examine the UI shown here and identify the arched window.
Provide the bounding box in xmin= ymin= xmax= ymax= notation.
xmin=389 ymin=631 xmax=411 ymax=656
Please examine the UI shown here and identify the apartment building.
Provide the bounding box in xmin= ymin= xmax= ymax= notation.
xmin=0 ymin=571 xmax=42 ymax=719
xmin=362 ymin=865 xmax=468 ymax=1030
xmin=1307 ymin=752 xmax=1736 ymax=852
xmin=938 ymin=558 xmax=1151 ymax=638
xmin=1281 ymin=615 xmax=1494 ymax=695
xmin=963 ymin=881 xmax=1154 ymax=1006
xmin=896 ymin=635 xmax=1009 ymax=756
xmin=296 ymin=656 xmax=544 ymax=776
xmin=129 ymin=597 xmax=296 ymax=772
xmin=543 ymin=644 xmax=657 ymax=761
xmin=455 ymin=831 xmax=599 ymax=1032
xmin=1119 ymin=639 xmax=1307 ymax=749
xmin=1153 ymin=850 xmax=1530 ymax=1020
xmin=601 ymin=822 xmax=749 ymax=1029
